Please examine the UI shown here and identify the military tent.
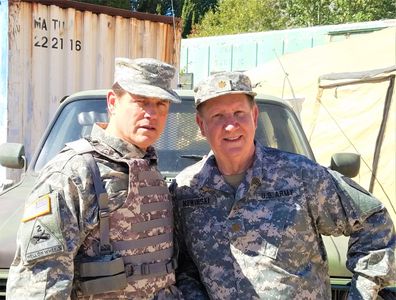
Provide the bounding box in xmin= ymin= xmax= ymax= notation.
xmin=246 ymin=27 xmax=396 ymax=221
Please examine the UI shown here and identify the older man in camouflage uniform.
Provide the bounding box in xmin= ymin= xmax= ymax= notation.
xmin=7 ymin=58 xmax=184 ymax=299
xmin=171 ymin=72 xmax=395 ymax=299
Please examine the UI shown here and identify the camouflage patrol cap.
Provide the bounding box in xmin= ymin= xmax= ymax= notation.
xmin=194 ymin=71 xmax=257 ymax=107
xmin=114 ymin=57 xmax=181 ymax=103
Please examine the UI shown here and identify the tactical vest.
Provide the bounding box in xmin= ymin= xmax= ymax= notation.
xmin=67 ymin=139 xmax=176 ymax=299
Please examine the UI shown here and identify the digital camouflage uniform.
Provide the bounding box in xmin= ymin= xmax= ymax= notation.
xmin=7 ymin=124 xmax=182 ymax=299
xmin=171 ymin=142 xmax=395 ymax=300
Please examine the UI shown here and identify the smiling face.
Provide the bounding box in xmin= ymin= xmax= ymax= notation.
xmin=106 ymin=90 xmax=170 ymax=150
xmin=196 ymin=93 xmax=258 ymax=170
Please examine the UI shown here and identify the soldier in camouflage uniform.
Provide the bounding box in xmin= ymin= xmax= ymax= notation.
xmin=6 ymin=58 xmax=185 ymax=299
xmin=171 ymin=72 xmax=395 ymax=300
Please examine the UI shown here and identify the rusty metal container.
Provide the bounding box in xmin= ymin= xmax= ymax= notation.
xmin=0 ymin=0 xmax=182 ymax=181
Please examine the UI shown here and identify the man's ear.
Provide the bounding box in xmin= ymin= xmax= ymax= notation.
xmin=107 ymin=90 xmax=117 ymax=115
xmin=196 ymin=113 xmax=206 ymax=137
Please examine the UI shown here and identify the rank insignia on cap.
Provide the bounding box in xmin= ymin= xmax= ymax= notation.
xmin=22 ymin=194 xmax=51 ymax=222
xmin=194 ymin=71 xmax=256 ymax=107
xmin=216 ymin=78 xmax=232 ymax=92
xmin=218 ymin=80 xmax=226 ymax=88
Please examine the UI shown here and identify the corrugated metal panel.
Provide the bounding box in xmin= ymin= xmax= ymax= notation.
xmin=6 ymin=0 xmax=181 ymax=179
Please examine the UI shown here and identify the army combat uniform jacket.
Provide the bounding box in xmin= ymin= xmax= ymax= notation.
xmin=7 ymin=124 xmax=181 ymax=299
xmin=171 ymin=142 xmax=395 ymax=300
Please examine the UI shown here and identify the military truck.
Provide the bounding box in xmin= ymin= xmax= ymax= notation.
xmin=0 ymin=89 xmax=393 ymax=299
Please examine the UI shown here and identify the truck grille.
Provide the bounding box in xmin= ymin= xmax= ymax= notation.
xmin=331 ymin=289 xmax=348 ymax=300
xmin=0 ymin=269 xmax=8 ymax=300
xmin=331 ymin=286 xmax=396 ymax=300
xmin=0 ymin=280 xmax=6 ymax=300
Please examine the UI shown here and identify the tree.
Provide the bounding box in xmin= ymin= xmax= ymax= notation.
xmin=76 ymin=0 xmax=218 ymax=38
xmin=192 ymin=0 xmax=396 ymax=37
xmin=78 ymin=0 xmax=130 ymax=10
xmin=191 ymin=0 xmax=284 ymax=37
xmin=132 ymin=0 xmax=180 ymax=15
xmin=75 ymin=0 xmax=396 ymax=37
xmin=180 ymin=0 xmax=218 ymax=37
xmin=279 ymin=0 xmax=396 ymax=27
xmin=132 ymin=0 xmax=217 ymax=37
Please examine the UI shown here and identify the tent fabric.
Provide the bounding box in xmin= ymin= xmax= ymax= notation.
xmin=246 ymin=27 xmax=396 ymax=221
xmin=319 ymin=65 xmax=396 ymax=82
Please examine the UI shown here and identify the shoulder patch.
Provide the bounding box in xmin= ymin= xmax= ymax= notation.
xmin=22 ymin=194 xmax=51 ymax=222
xmin=341 ymin=176 xmax=370 ymax=195
xmin=330 ymin=170 xmax=383 ymax=217
xmin=25 ymin=218 xmax=64 ymax=262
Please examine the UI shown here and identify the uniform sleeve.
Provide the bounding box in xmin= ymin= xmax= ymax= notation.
xmin=170 ymin=181 xmax=209 ymax=300
xmin=6 ymin=157 xmax=98 ymax=299
xmin=306 ymin=166 xmax=395 ymax=300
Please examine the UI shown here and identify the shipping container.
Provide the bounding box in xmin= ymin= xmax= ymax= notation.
xmin=0 ymin=0 xmax=182 ymax=182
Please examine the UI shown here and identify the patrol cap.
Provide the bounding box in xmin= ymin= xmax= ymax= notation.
xmin=114 ymin=57 xmax=181 ymax=103
xmin=194 ymin=71 xmax=257 ymax=107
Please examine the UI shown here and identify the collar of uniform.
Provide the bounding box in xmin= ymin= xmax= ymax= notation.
xmin=233 ymin=142 xmax=266 ymax=200
xmin=194 ymin=142 xmax=266 ymax=195
xmin=196 ymin=151 xmax=221 ymax=190
xmin=192 ymin=151 xmax=240 ymax=194
xmin=91 ymin=123 xmax=155 ymax=160
xmin=178 ymin=151 xmax=218 ymax=191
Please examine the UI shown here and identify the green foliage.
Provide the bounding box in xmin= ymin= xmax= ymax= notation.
xmin=76 ymin=0 xmax=217 ymax=38
xmin=132 ymin=0 xmax=179 ymax=15
xmin=77 ymin=0 xmax=181 ymax=13
xmin=192 ymin=0 xmax=396 ymax=37
xmin=134 ymin=0 xmax=217 ymax=37
xmin=78 ymin=0 xmax=131 ymax=10
xmin=191 ymin=0 xmax=284 ymax=37
xmin=280 ymin=0 xmax=396 ymax=27
xmin=181 ymin=0 xmax=218 ymax=37
xmin=75 ymin=0 xmax=396 ymax=37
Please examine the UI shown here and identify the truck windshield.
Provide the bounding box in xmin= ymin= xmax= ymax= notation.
xmin=34 ymin=97 xmax=313 ymax=174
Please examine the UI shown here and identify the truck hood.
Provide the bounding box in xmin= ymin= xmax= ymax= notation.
xmin=0 ymin=173 xmax=38 ymax=268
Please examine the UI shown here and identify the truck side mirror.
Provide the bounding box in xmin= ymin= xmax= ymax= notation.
xmin=0 ymin=143 xmax=26 ymax=169
xmin=330 ymin=153 xmax=360 ymax=178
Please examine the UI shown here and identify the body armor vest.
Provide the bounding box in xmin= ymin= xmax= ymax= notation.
xmin=68 ymin=139 xmax=176 ymax=299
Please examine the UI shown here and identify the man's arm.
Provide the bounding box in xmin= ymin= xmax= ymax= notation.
xmin=308 ymin=165 xmax=395 ymax=299
xmin=327 ymin=170 xmax=395 ymax=299
xmin=175 ymin=229 xmax=209 ymax=300
xmin=6 ymin=156 xmax=98 ymax=299
xmin=6 ymin=183 xmax=76 ymax=299
xmin=170 ymin=181 xmax=209 ymax=300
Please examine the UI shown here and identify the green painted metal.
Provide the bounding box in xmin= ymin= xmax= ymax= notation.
xmin=180 ymin=20 xmax=396 ymax=87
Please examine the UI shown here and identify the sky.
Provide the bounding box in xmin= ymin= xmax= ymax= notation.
xmin=0 ymin=0 xmax=8 ymax=182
